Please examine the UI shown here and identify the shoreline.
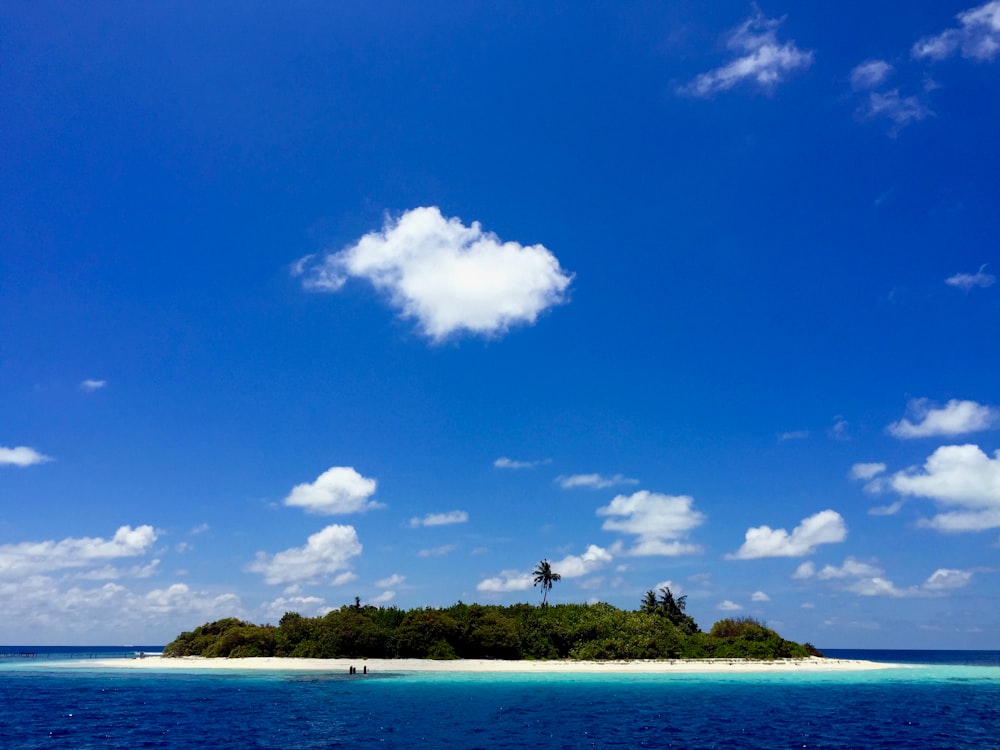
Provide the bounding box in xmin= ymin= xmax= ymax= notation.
xmin=49 ymin=655 xmax=899 ymax=674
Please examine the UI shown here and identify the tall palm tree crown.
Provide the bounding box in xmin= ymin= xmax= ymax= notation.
xmin=532 ymin=559 xmax=561 ymax=606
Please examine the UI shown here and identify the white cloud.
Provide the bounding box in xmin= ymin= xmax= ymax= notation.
xmin=889 ymin=444 xmax=1000 ymax=530
xmin=417 ymin=544 xmax=457 ymax=558
xmin=751 ymin=591 xmax=771 ymax=602
xmin=851 ymin=462 xmax=887 ymax=480
xmin=0 ymin=445 xmax=52 ymax=467
xmin=829 ymin=417 xmax=850 ymax=440
xmin=888 ymin=399 xmax=998 ymax=439
xmin=816 ymin=557 xmax=883 ymax=580
xmin=369 ymin=590 xmax=396 ymax=605
xmin=792 ymin=561 xmax=815 ymax=579
xmin=850 ymin=59 xmax=893 ymax=90
xmin=0 ymin=525 xmax=158 ymax=578
xmin=923 ymin=568 xmax=974 ymax=591
xmin=294 ymin=207 xmax=573 ymax=341
xmin=247 ymin=525 xmax=362 ymax=585
xmin=409 ymin=510 xmax=468 ymax=528
xmin=477 ymin=570 xmax=533 ymax=593
xmin=728 ymin=510 xmax=847 ymax=559
xmin=868 ymin=499 xmax=906 ymax=516
xmin=260 ymin=595 xmax=326 ymax=620
xmin=848 ymin=577 xmax=919 ymax=598
xmin=494 ymin=457 xmax=550 ymax=470
xmin=717 ymin=600 xmax=743 ymax=611
xmin=283 ymin=466 xmax=380 ymax=515
xmin=679 ymin=11 xmax=813 ymax=97
xmin=556 ymin=473 xmax=639 ymax=490
xmin=860 ymin=90 xmax=931 ymax=133
xmin=796 ymin=555 xmax=975 ymax=599
xmin=375 ymin=574 xmax=405 ymax=588
xmin=779 ymin=430 xmax=809 ymax=441
xmin=946 ymin=265 xmax=997 ymax=290
xmin=80 ymin=379 xmax=107 ymax=392
xmin=913 ymin=1 xmax=1000 ymax=61
xmin=597 ymin=491 xmax=705 ymax=556
xmin=0 ymin=575 xmax=243 ymax=643
xmin=476 ymin=544 xmax=612 ymax=595
xmin=552 ymin=544 xmax=613 ymax=578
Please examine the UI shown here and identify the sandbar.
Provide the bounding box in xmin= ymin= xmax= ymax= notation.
xmin=62 ymin=656 xmax=897 ymax=674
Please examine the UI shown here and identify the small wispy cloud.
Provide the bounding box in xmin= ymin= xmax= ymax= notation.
xmin=0 ymin=446 xmax=52 ymax=467
xmin=556 ymin=473 xmax=639 ymax=490
xmin=417 ymin=544 xmax=458 ymax=558
xmin=946 ymin=264 xmax=996 ymax=290
xmin=80 ymin=379 xmax=107 ymax=392
xmin=494 ymin=457 xmax=550 ymax=470
xmin=861 ymin=90 xmax=932 ymax=134
xmin=850 ymin=59 xmax=894 ymax=90
xmin=678 ymin=11 xmax=813 ymax=97
xmin=850 ymin=462 xmax=887 ymax=481
xmin=779 ymin=430 xmax=809 ymax=442
xmin=408 ymin=510 xmax=469 ymax=528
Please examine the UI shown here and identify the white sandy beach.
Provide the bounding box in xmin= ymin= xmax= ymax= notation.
xmin=70 ymin=655 xmax=898 ymax=674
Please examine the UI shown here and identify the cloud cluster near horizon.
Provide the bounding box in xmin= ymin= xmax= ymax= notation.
xmin=294 ymin=207 xmax=572 ymax=342
xmin=678 ymin=11 xmax=813 ymax=97
xmin=794 ymin=556 xmax=976 ymax=598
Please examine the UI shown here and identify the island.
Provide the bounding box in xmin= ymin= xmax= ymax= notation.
xmin=164 ymin=589 xmax=824 ymax=662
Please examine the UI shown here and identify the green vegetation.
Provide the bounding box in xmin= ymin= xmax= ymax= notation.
xmin=164 ymin=597 xmax=817 ymax=661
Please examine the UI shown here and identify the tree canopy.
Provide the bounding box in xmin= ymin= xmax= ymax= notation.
xmin=164 ymin=601 xmax=817 ymax=661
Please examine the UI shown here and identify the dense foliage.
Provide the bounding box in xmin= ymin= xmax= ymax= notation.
xmin=164 ymin=601 xmax=817 ymax=661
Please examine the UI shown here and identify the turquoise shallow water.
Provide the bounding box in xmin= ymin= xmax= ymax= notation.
xmin=2 ymin=650 xmax=999 ymax=748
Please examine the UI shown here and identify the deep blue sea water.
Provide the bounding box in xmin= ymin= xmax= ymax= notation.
xmin=2 ymin=648 xmax=999 ymax=748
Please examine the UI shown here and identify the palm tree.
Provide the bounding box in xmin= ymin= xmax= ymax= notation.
xmin=640 ymin=590 xmax=658 ymax=614
xmin=532 ymin=559 xmax=561 ymax=607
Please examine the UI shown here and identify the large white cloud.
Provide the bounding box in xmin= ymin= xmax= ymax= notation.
xmin=889 ymin=444 xmax=1000 ymax=530
xmin=678 ymin=11 xmax=813 ymax=97
xmin=283 ymin=466 xmax=380 ymax=515
xmin=597 ymin=491 xmax=705 ymax=556
xmin=888 ymin=399 xmax=998 ymax=439
xmin=294 ymin=207 xmax=572 ymax=341
xmin=728 ymin=510 xmax=847 ymax=559
xmin=248 ymin=525 xmax=363 ymax=585
xmin=0 ymin=445 xmax=52 ymax=467
xmin=913 ymin=1 xmax=1000 ymax=61
xmin=0 ymin=525 xmax=158 ymax=578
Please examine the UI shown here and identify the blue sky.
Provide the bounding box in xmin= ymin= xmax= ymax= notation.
xmin=2 ymin=1 xmax=998 ymax=647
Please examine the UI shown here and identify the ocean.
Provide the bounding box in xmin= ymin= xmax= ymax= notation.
xmin=2 ymin=648 xmax=999 ymax=748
